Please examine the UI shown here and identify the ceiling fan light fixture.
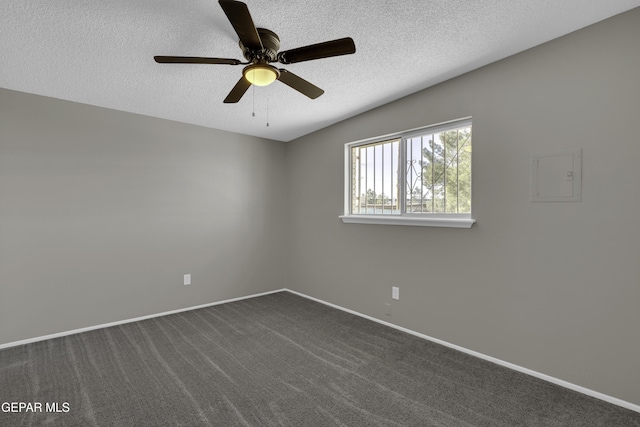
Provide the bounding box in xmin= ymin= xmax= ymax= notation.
xmin=243 ymin=63 xmax=279 ymax=86
xmin=155 ymin=1 xmax=356 ymax=103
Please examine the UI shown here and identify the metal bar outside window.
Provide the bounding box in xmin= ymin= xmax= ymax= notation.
xmin=443 ymin=132 xmax=447 ymax=213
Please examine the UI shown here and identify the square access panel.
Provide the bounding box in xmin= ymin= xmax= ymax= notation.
xmin=531 ymin=149 xmax=582 ymax=202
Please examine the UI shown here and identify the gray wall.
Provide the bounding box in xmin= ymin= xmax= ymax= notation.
xmin=286 ymin=8 xmax=640 ymax=405
xmin=0 ymin=88 xmax=287 ymax=345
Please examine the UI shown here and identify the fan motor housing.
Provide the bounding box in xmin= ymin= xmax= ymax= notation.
xmin=240 ymin=28 xmax=280 ymax=62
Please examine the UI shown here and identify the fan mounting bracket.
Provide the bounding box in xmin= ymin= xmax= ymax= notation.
xmin=240 ymin=28 xmax=280 ymax=63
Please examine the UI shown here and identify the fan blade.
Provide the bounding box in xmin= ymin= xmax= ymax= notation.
xmin=154 ymin=56 xmax=241 ymax=65
xmin=224 ymin=77 xmax=252 ymax=103
xmin=218 ymin=0 xmax=262 ymax=51
xmin=277 ymin=69 xmax=324 ymax=99
xmin=278 ymin=37 xmax=355 ymax=64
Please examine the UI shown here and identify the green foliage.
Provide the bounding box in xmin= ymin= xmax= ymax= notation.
xmin=412 ymin=128 xmax=471 ymax=213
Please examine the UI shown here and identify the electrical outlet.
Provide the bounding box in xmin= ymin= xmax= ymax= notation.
xmin=385 ymin=303 xmax=391 ymax=316
xmin=183 ymin=274 xmax=191 ymax=286
xmin=392 ymin=286 xmax=399 ymax=300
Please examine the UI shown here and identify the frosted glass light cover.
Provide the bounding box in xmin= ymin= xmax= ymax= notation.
xmin=244 ymin=66 xmax=278 ymax=86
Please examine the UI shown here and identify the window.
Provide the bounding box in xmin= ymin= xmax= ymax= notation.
xmin=341 ymin=118 xmax=475 ymax=228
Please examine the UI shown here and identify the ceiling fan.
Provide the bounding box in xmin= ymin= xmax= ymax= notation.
xmin=154 ymin=0 xmax=356 ymax=103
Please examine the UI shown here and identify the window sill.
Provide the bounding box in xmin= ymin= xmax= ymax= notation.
xmin=339 ymin=215 xmax=476 ymax=228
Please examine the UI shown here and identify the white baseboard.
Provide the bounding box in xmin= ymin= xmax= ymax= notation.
xmin=0 ymin=289 xmax=286 ymax=351
xmin=2 ymin=287 xmax=638 ymax=414
xmin=285 ymin=289 xmax=640 ymax=414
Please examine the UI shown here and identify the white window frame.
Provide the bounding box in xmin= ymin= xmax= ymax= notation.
xmin=340 ymin=118 xmax=476 ymax=228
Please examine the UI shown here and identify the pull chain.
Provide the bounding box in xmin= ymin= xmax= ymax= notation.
xmin=266 ymin=97 xmax=269 ymax=127
xmin=252 ymin=84 xmax=255 ymax=117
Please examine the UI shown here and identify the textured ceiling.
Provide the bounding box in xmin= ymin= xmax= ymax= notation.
xmin=2 ymin=1 xmax=640 ymax=142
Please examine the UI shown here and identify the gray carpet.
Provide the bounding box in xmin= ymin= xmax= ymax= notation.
xmin=1 ymin=291 xmax=639 ymax=426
